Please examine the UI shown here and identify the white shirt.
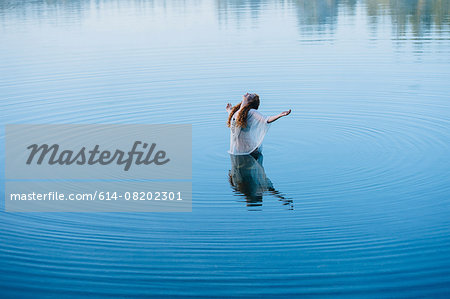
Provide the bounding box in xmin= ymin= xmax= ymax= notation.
xmin=229 ymin=108 xmax=271 ymax=155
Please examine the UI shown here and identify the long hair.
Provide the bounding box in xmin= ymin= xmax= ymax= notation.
xmin=227 ymin=94 xmax=260 ymax=128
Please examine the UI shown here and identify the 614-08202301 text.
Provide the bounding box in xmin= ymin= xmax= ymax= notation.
xmin=9 ymin=191 xmax=184 ymax=201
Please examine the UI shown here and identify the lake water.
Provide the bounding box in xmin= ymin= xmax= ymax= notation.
xmin=1 ymin=0 xmax=450 ymax=297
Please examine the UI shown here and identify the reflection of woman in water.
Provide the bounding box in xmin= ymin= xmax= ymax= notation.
xmin=228 ymin=152 xmax=292 ymax=208
xmin=226 ymin=93 xmax=292 ymax=208
xmin=226 ymin=92 xmax=291 ymax=156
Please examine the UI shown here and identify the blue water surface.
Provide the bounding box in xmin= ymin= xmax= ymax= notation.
xmin=1 ymin=0 xmax=450 ymax=297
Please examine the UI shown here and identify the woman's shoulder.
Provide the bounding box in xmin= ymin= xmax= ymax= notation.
xmin=248 ymin=108 xmax=268 ymax=123
xmin=248 ymin=108 xmax=263 ymax=116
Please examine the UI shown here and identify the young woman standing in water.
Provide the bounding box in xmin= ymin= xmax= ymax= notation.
xmin=226 ymin=93 xmax=291 ymax=156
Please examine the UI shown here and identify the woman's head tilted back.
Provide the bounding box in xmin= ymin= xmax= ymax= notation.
xmin=227 ymin=93 xmax=260 ymax=128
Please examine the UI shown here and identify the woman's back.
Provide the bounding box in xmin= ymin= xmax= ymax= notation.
xmin=229 ymin=108 xmax=271 ymax=155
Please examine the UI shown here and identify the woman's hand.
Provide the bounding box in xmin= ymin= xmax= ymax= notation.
xmin=226 ymin=103 xmax=233 ymax=112
xmin=280 ymin=109 xmax=291 ymax=117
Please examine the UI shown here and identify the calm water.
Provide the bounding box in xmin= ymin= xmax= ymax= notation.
xmin=1 ymin=0 xmax=450 ymax=297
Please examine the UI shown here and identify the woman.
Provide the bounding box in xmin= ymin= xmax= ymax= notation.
xmin=226 ymin=93 xmax=291 ymax=155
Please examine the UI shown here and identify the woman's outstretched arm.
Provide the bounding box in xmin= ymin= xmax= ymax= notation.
xmin=267 ymin=109 xmax=291 ymax=123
